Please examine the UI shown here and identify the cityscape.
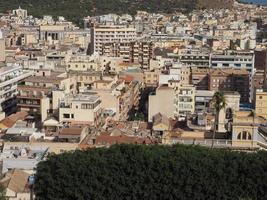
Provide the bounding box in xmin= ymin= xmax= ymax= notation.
xmin=0 ymin=0 xmax=265 ymax=199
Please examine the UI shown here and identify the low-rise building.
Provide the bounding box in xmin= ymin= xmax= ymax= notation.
xmin=59 ymin=94 xmax=102 ymax=126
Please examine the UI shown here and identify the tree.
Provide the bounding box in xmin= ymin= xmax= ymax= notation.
xmin=0 ymin=186 xmax=7 ymax=200
xmin=34 ymin=144 xmax=267 ymax=200
xmin=211 ymin=91 xmax=226 ymax=148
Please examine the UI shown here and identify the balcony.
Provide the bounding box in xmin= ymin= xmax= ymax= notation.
xmin=17 ymin=102 xmax=40 ymax=108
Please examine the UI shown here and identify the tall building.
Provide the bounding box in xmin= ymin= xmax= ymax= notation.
xmin=101 ymin=41 xmax=153 ymax=68
xmin=191 ymin=68 xmax=250 ymax=103
xmin=0 ymin=65 xmax=33 ymax=114
xmin=148 ymin=82 xmax=195 ymax=122
xmin=208 ymin=68 xmax=250 ymax=103
xmin=89 ymin=25 xmax=137 ymax=54
xmin=210 ymin=51 xmax=254 ymax=71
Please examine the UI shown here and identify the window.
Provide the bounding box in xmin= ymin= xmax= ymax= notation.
xmin=237 ymin=131 xmax=252 ymax=140
xmin=71 ymin=114 xmax=74 ymax=118
xmin=259 ymin=96 xmax=263 ymax=99
xmin=63 ymin=114 xmax=70 ymax=118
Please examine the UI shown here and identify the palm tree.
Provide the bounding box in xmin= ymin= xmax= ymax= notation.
xmin=211 ymin=91 xmax=226 ymax=148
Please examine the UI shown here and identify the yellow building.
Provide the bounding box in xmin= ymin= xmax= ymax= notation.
xmin=254 ymin=89 xmax=267 ymax=119
xmin=231 ymin=111 xmax=267 ymax=148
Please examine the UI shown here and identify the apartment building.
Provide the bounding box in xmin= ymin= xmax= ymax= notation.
xmin=101 ymin=41 xmax=153 ymax=68
xmin=208 ymin=68 xmax=250 ymax=103
xmin=144 ymin=70 xmax=160 ymax=87
xmin=59 ymin=94 xmax=102 ymax=126
xmin=171 ymin=82 xmax=195 ymax=120
xmin=148 ymin=82 xmax=195 ymax=122
xmin=191 ymin=68 xmax=250 ymax=103
xmin=252 ymin=70 xmax=264 ymax=90
xmin=148 ymin=85 xmax=175 ymax=122
xmin=170 ymin=50 xmax=255 ymax=71
xmin=17 ymin=71 xmax=76 ymax=121
xmin=0 ymin=65 xmax=33 ymax=115
xmin=210 ymin=51 xmax=254 ymax=71
xmin=90 ymin=78 xmax=140 ymax=121
xmin=191 ymin=68 xmax=209 ymax=90
xmin=69 ymin=71 xmax=117 ymax=93
xmin=195 ymin=90 xmax=214 ymax=113
xmin=89 ymin=25 xmax=137 ymax=54
xmin=66 ymin=55 xmax=100 ymax=72
xmin=168 ymin=50 xmax=210 ymax=68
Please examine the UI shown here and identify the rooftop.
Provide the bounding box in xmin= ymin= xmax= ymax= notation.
xmin=71 ymin=94 xmax=100 ymax=103
xmin=0 ymin=65 xmax=21 ymax=75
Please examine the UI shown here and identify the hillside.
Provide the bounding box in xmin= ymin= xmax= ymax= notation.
xmin=0 ymin=0 xmax=234 ymax=25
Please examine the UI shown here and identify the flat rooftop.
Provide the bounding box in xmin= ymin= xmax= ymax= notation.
xmin=0 ymin=65 xmax=21 ymax=75
xmin=71 ymin=94 xmax=100 ymax=103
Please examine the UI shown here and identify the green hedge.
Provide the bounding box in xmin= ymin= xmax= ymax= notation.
xmin=34 ymin=144 xmax=267 ymax=200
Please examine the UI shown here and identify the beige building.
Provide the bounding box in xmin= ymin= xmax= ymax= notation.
xmin=59 ymin=94 xmax=102 ymax=126
xmin=144 ymin=70 xmax=160 ymax=87
xmin=39 ymin=24 xmax=75 ymax=45
xmin=101 ymin=41 xmax=153 ymax=68
xmin=254 ymin=89 xmax=267 ymax=119
xmin=172 ymin=83 xmax=195 ymax=120
xmin=0 ymin=33 xmax=5 ymax=62
xmin=148 ymin=85 xmax=175 ymax=122
xmin=149 ymin=82 xmax=195 ymax=122
xmin=17 ymin=71 xmax=76 ymax=121
xmin=231 ymin=111 xmax=267 ymax=149
xmin=90 ymin=25 xmax=137 ymax=54
xmin=67 ymin=55 xmax=100 ymax=71
xmin=90 ymin=78 xmax=140 ymax=121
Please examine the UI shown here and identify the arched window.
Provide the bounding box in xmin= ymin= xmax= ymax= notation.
xmin=237 ymin=131 xmax=252 ymax=140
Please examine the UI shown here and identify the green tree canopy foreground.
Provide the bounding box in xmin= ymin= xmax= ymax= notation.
xmin=34 ymin=144 xmax=267 ymax=200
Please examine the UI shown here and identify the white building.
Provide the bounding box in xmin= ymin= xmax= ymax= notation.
xmin=90 ymin=25 xmax=137 ymax=54
xmin=210 ymin=51 xmax=255 ymax=71
xmin=0 ymin=65 xmax=33 ymax=114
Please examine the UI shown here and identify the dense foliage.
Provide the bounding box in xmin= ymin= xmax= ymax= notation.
xmin=35 ymin=144 xmax=267 ymax=200
xmin=0 ymin=0 xmax=233 ymax=26
xmin=0 ymin=0 xmax=194 ymax=25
